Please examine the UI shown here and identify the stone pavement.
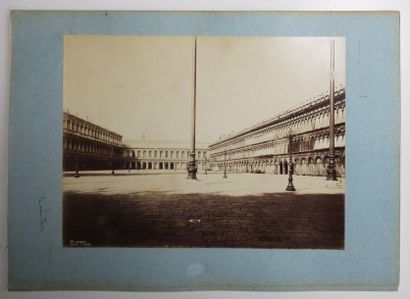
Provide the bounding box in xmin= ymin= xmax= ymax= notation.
xmin=63 ymin=172 xmax=344 ymax=196
xmin=63 ymin=173 xmax=344 ymax=249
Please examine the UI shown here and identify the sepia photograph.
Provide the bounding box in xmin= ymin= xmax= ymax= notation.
xmin=62 ymin=35 xmax=345 ymax=249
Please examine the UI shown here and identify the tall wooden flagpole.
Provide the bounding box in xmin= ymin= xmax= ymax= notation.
xmin=327 ymin=39 xmax=337 ymax=181
xmin=187 ymin=36 xmax=198 ymax=180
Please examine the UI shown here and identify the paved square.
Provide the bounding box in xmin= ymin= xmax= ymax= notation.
xmin=63 ymin=173 xmax=344 ymax=248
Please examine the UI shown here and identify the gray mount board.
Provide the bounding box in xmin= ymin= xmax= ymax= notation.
xmin=8 ymin=11 xmax=400 ymax=291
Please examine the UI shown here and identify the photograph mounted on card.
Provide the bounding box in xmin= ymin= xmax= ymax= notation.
xmin=8 ymin=11 xmax=399 ymax=291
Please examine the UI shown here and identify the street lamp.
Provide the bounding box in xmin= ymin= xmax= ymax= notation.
xmin=111 ymin=144 xmax=115 ymax=175
xmin=286 ymin=130 xmax=296 ymax=191
xmin=73 ymin=140 xmax=80 ymax=178
xmin=223 ymin=149 xmax=227 ymax=179
xmin=74 ymin=157 xmax=80 ymax=178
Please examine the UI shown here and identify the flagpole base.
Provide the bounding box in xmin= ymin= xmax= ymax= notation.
xmin=286 ymin=176 xmax=296 ymax=191
xmin=326 ymin=156 xmax=337 ymax=181
xmin=186 ymin=157 xmax=197 ymax=180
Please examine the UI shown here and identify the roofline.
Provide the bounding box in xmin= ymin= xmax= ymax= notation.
xmin=209 ymin=88 xmax=345 ymax=148
xmin=64 ymin=111 xmax=123 ymax=138
xmin=122 ymin=146 xmax=209 ymax=150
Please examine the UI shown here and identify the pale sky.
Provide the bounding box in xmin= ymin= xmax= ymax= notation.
xmin=63 ymin=36 xmax=345 ymax=144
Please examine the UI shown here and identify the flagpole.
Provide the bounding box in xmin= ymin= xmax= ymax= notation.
xmin=327 ymin=39 xmax=337 ymax=181
xmin=187 ymin=36 xmax=198 ymax=180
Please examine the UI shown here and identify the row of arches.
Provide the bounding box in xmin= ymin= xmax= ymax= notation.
xmin=63 ymin=137 xmax=123 ymax=157
xmin=215 ymin=131 xmax=345 ymax=162
xmin=250 ymin=105 xmax=345 ymax=145
xmin=136 ymin=161 xmax=175 ymax=170
xmin=211 ymin=154 xmax=345 ymax=177
xmin=210 ymin=93 xmax=345 ymax=154
xmin=124 ymin=149 xmax=207 ymax=160
xmin=125 ymin=161 xmax=208 ymax=171
xmin=64 ymin=114 xmax=122 ymax=144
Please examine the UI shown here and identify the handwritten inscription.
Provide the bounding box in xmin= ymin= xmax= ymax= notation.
xmin=38 ymin=196 xmax=48 ymax=232
xmin=69 ymin=240 xmax=91 ymax=247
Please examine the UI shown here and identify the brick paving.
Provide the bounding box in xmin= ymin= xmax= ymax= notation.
xmin=63 ymin=191 xmax=344 ymax=249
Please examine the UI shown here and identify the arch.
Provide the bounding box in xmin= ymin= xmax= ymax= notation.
xmin=294 ymin=157 xmax=300 ymax=175
xmin=148 ymin=162 xmax=152 ymax=169
xmin=323 ymin=113 xmax=329 ymax=127
xmin=321 ymin=156 xmax=330 ymax=177
xmin=159 ymin=162 xmax=163 ymax=170
xmin=284 ymin=160 xmax=288 ymax=175
xmin=307 ymin=157 xmax=315 ymax=176
xmin=336 ymin=155 xmax=345 ymax=177
xmin=315 ymin=157 xmax=324 ymax=176
xmin=301 ymin=157 xmax=308 ymax=175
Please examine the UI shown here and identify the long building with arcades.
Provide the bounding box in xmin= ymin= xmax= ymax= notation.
xmin=62 ymin=112 xmax=209 ymax=172
xmin=208 ymin=88 xmax=346 ymax=177
xmin=63 ymin=112 xmax=126 ymax=171
xmin=121 ymin=140 xmax=209 ymax=172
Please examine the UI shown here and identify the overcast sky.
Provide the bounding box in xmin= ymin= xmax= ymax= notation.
xmin=64 ymin=36 xmax=345 ymax=144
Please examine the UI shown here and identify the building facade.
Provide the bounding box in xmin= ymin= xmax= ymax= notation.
xmin=63 ymin=113 xmax=209 ymax=173
xmin=208 ymin=88 xmax=346 ymax=177
xmin=63 ymin=112 xmax=125 ymax=171
xmin=122 ymin=140 xmax=209 ymax=172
